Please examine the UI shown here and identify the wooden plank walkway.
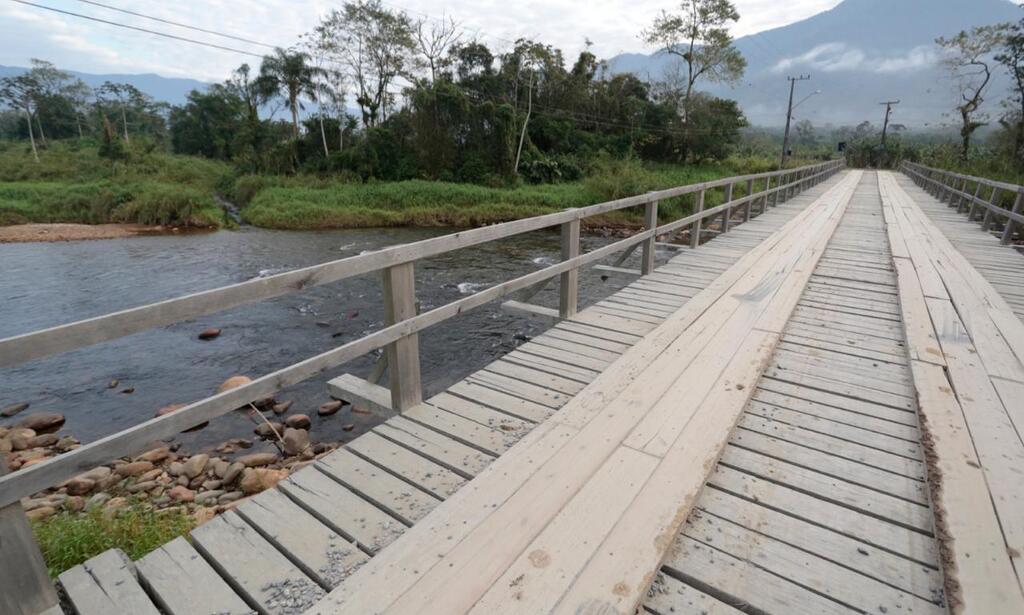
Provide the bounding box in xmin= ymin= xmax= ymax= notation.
xmin=893 ymin=173 xmax=1024 ymax=321
xmin=645 ymin=171 xmax=947 ymax=615
xmin=52 ymin=171 xmax=844 ymax=615
xmin=49 ymin=167 xmax=1024 ymax=615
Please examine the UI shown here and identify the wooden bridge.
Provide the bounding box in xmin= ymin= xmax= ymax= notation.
xmin=2 ymin=161 xmax=1024 ymax=615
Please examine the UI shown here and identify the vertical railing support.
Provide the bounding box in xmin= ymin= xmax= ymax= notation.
xmin=961 ymin=182 xmax=981 ymax=215
xmin=1001 ymin=190 xmax=1023 ymax=244
xmin=382 ymin=262 xmax=422 ymax=411
xmin=981 ymin=188 xmax=1002 ymax=231
xmin=744 ymin=178 xmax=755 ymax=221
xmin=721 ymin=183 xmax=734 ymax=233
xmin=641 ymin=200 xmax=658 ymax=275
xmin=559 ymin=217 xmax=581 ymax=317
xmin=690 ymin=189 xmax=705 ymax=249
xmin=0 ymin=460 xmax=60 ymax=615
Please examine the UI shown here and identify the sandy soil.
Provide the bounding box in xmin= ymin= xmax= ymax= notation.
xmin=0 ymin=223 xmax=176 ymax=243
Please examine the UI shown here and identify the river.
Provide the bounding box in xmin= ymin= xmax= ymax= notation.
xmin=1 ymin=226 xmax=639 ymax=453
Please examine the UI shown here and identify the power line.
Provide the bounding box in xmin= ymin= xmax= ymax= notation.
xmin=68 ymin=0 xmax=278 ymax=48
xmin=9 ymin=0 xmax=267 ymax=57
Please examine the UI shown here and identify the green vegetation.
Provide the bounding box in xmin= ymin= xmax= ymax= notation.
xmin=31 ymin=502 xmax=194 ymax=577
xmin=0 ymin=141 xmax=229 ymax=226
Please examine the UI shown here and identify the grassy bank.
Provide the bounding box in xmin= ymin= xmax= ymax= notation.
xmin=31 ymin=501 xmax=194 ymax=577
xmin=238 ymin=155 xmax=789 ymax=230
xmin=1 ymin=140 xmax=810 ymax=231
xmin=0 ymin=141 xmax=229 ymax=227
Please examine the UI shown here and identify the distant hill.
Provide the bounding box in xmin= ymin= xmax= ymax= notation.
xmin=608 ymin=0 xmax=1022 ymax=126
xmin=0 ymin=64 xmax=209 ymax=106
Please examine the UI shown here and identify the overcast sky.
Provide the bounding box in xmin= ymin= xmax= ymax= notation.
xmin=1 ymin=0 xmax=843 ymax=80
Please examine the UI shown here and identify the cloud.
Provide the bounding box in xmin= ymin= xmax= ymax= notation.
xmin=772 ymin=42 xmax=940 ymax=74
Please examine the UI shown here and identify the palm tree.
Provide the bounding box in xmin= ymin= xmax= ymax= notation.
xmin=259 ymin=48 xmax=320 ymax=139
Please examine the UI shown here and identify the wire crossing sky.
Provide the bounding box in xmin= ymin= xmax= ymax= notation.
xmin=0 ymin=0 xmax=842 ymax=81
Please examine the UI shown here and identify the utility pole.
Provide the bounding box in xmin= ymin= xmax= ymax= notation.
xmin=879 ymin=99 xmax=900 ymax=150
xmin=780 ymin=74 xmax=811 ymax=168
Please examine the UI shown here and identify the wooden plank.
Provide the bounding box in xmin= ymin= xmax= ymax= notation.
xmin=136 ymin=537 xmax=263 ymax=614
xmin=374 ymin=416 xmax=494 ymax=478
xmin=326 ymin=373 xmax=393 ymax=417
xmin=190 ymin=511 xmax=325 ymax=614
xmin=234 ymin=489 xmax=368 ymax=590
xmin=345 ymin=431 xmax=465 ymax=500
xmin=59 ymin=549 xmax=160 ymax=615
xmin=503 ymin=348 xmax=600 ymax=383
xmin=404 ymin=403 xmax=516 ymax=456
xmin=468 ymin=369 xmax=570 ymax=408
xmin=317 ymin=448 xmax=440 ymax=525
xmin=501 ymin=300 xmax=558 ymax=324
xmin=279 ymin=468 xmax=405 ymax=553
xmin=447 ymin=380 xmax=554 ymax=423
xmin=428 ymin=390 xmax=536 ymax=431
xmin=482 ymin=360 xmax=584 ymax=396
xmin=643 ymin=572 xmax=744 ymax=615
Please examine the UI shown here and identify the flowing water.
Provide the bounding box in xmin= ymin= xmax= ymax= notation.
xmin=1 ymin=226 xmax=638 ymax=453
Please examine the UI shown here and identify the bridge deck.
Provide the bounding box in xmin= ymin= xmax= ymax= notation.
xmin=51 ymin=169 xmax=1024 ymax=615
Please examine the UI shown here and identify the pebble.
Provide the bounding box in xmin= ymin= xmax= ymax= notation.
xmin=126 ymin=480 xmax=159 ymax=494
xmin=168 ymin=485 xmax=194 ymax=502
xmin=237 ymin=452 xmax=278 ymax=467
xmin=182 ymin=453 xmax=210 ymax=479
xmin=116 ymin=461 xmax=155 ymax=477
xmin=26 ymin=506 xmax=57 ymax=521
xmin=222 ymin=462 xmax=245 ymax=485
xmin=55 ymin=436 xmax=79 ymax=452
xmin=342 ymin=423 xmax=355 ymax=432
xmin=120 ymin=387 xmax=135 ymax=394
xmin=318 ymin=400 xmax=343 ymax=416
xmin=255 ymin=422 xmax=284 ymax=439
xmin=104 ymin=497 xmax=128 ymax=513
xmin=202 ymin=479 xmax=223 ymax=491
xmin=212 ymin=459 xmax=229 ymax=478
xmin=284 ymin=414 xmax=311 ymax=430
xmin=64 ymin=495 xmax=86 ymax=512
xmin=65 ymin=477 xmax=96 ymax=496
xmin=138 ymin=468 xmax=163 ymax=483
xmin=283 ymin=428 xmax=310 ymax=456
xmin=240 ymin=468 xmax=289 ymax=495
xmin=218 ymin=491 xmax=244 ymax=504
xmin=1 ymin=402 xmax=30 ymax=417
xmin=137 ymin=446 xmax=171 ymax=463
xmin=194 ymin=490 xmax=225 ymax=505
xmin=198 ymin=327 xmax=222 ymax=340
xmin=8 ymin=428 xmax=36 ymax=450
xmin=18 ymin=412 xmax=65 ymax=433
xmin=28 ymin=433 xmax=59 ymax=448
xmin=107 ymin=379 xmax=119 ymax=389
xmin=272 ymin=400 xmax=294 ymax=415
xmin=167 ymin=461 xmax=185 ymax=476
xmin=218 ymin=375 xmax=252 ymax=393
xmin=86 ymin=492 xmax=111 ymax=509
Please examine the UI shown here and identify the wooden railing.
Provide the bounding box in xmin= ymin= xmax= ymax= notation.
xmin=0 ymin=160 xmax=841 ymax=514
xmin=901 ymin=161 xmax=1024 ymax=245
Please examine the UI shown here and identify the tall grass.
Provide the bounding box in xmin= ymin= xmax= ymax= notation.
xmin=31 ymin=502 xmax=194 ymax=577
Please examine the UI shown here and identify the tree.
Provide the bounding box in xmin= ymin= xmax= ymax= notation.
xmin=996 ymin=12 xmax=1024 ymax=162
xmin=937 ymin=24 xmax=1007 ymax=162
xmin=415 ymin=15 xmax=461 ymax=83
xmin=259 ymin=48 xmax=319 ymax=139
xmin=317 ymin=1 xmax=416 ymax=127
xmin=0 ymin=73 xmax=41 ymax=162
xmin=642 ymin=0 xmax=746 ymax=125
xmin=794 ymin=119 xmax=816 ymax=145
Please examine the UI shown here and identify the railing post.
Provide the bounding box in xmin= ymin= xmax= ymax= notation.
xmin=641 ymin=200 xmax=658 ymax=275
xmin=763 ymin=176 xmax=771 ymax=211
xmin=1001 ymin=190 xmax=1023 ymax=244
xmin=961 ymin=182 xmax=981 ymax=215
xmin=559 ymin=217 xmax=581 ymax=317
xmin=382 ymin=262 xmax=421 ymax=411
xmin=981 ymin=187 xmax=1001 ymax=231
xmin=721 ymin=183 xmax=734 ymax=233
xmin=744 ymin=178 xmax=755 ymax=221
xmin=954 ymin=178 xmax=966 ymax=209
xmin=0 ymin=460 xmax=60 ymax=615
xmin=690 ymin=189 xmax=705 ymax=249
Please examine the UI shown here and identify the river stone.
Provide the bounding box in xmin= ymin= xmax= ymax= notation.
xmin=218 ymin=375 xmax=252 ymax=393
xmin=272 ymin=400 xmax=293 ymax=415
xmin=282 ymin=428 xmax=310 ymax=456
xmin=198 ymin=327 xmax=222 ymax=340
xmin=64 ymin=496 xmax=86 ymax=512
xmin=26 ymin=506 xmax=57 ymax=521
xmin=116 ymin=461 xmax=154 ymax=477
xmin=284 ymin=414 xmax=311 ymax=430
xmin=8 ymin=428 xmax=35 ymax=451
xmin=218 ymin=491 xmax=244 ymax=504
xmin=239 ymin=468 xmax=289 ymax=495
xmin=127 ymin=480 xmax=158 ymax=494
xmin=194 ymin=489 xmax=224 ymax=505
xmin=138 ymin=468 xmax=163 ymax=483
xmin=255 ymin=422 xmax=283 ymax=439
xmin=167 ymin=461 xmax=184 ymax=476
xmin=223 ymin=461 xmax=245 ymax=485
xmin=137 ymin=446 xmax=171 ymax=463
xmin=28 ymin=433 xmax=59 ymax=448
xmin=212 ymin=459 xmax=229 ymax=478
xmin=201 ymin=479 xmax=222 ymax=491
xmin=55 ymin=435 xmax=79 ymax=452
xmin=182 ymin=454 xmax=209 ymax=479
xmin=237 ymin=452 xmax=278 ymax=467
xmin=0 ymin=438 xmax=11 ymax=453
xmin=65 ymin=476 xmax=96 ymax=496
xmin=18 ymin=412 xmax=64 ymax=433
xmin=318 ymin=400 xmax=343 ymax=416
xmin=1 ymin=402 xmax=29 ymax=417
xmin=167 ymin=485 xmax=194 ymax=502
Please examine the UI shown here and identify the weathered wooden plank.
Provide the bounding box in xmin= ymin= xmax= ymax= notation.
xmin=374 ymin=416 xmax=494 ymax=478
xmin=135 ymin=536 xmax=258 ymax=614
xmin=317 ymin=448 xmax=440 ymax=525
xmin=404 ymin=403 xmax=516 ymax=456
xmin=190 ymin=511 xmax=325 ymax=614
xmin=344 ymin=431 xmax=465 ymax=500
xmin=59 ymin=549 xmax=161 ymax=615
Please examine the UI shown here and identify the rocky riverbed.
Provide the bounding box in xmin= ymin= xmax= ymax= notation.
xmin=2 ymin=374 xmax=359 ymax=527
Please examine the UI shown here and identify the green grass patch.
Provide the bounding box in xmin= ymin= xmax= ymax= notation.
xmin=31 ymin=502 xmax=194 ymax=577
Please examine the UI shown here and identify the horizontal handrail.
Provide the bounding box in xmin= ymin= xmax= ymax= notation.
xmin=0 ymin=159 xmax=843 ymax=507
xmin=901 ymin=162 xmax=1024 ymax=245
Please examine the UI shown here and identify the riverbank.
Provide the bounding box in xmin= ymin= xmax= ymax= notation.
xmin=0 ymin=223 xmax=186 ymax=243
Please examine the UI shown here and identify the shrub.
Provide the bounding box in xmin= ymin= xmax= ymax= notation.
xmin=582 ymin=154 xmax=657 ymax=202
